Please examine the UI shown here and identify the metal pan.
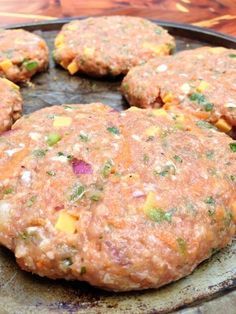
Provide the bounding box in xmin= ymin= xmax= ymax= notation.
xmin=0 ymin=18 xmax=235 ymax=314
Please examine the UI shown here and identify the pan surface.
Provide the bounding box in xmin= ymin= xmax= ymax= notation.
xmin=0 ymin=18 xmax=235 ymax=314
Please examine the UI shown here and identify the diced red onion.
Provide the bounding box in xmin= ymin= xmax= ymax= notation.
xmin=72 ymin=158 xmax=93 ymax=175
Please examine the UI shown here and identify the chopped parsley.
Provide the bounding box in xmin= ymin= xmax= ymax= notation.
xmin=27 ymin=196 xmax=37 ymax=207
xmin=143 ymin=154 xmax=149 ymax=164
xmin=107 ymin=126 xmax=120 ymax=135
xmin=173 ymin=155 xmax=182 ymax=163
xmin=46 ymin=170 xmax=56 ymax=176
xmin=230 ymin=175 xmax=236 ymax=182
xmin=146 ymin=208 xmax=173 ymax=223
xmin=70 ymin=185 xmax=85 ymax=202
xmin=4 ymin=187 xmax=14 ymax=194
xmin=229 ymin=143 xmax=236 ymax=152
xmin=189 ymin=93 xmax=214 ymax=112
xmin=32 ymin=149 xmax=47 ymax=158
xmin=154 ymin=165 xmax=176 ymax=177
xmin=79 ymin=133 xmax=89 ymax=142
xmin=46 ymin=133 xmax=62 ymax=146
xmin=204 ymin=196 xmax=216 ymax=206
xmin=102 ymin=160 xmax=114 ymax=178
xmin=229 ymin=54 xmax=236 ymax=58
xmin=205 ymin=150 xmax=214 ymax=159
xmin=23 ymin=60 xmax=38 ymax=71
xmin=196 ymin=121 xmax=215 ymax=129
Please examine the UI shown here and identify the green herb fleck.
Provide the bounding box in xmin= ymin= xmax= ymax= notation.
xmin=79 ymin=133 xmax=89 ymax=142
xmin=229 ymin=54 xmax=236 ymax=58
xmin=146 ymin=208 xmax=173 ymax=223
xmin=70 ymin=185 xmax=85 ymax=202
xmin=229 ymin=143 xmax=236 ymax=152
xmin=230 ymin=175 xmax=236 ymax=182
xmin=80 ymin=266 xmax=87 ymax=275
xmin=143 ymin=154 xmax=149 ymax=164
xmin=27 ymin=196 xmax=37 ymax=207
xmin=173 ymin=155 xmax=182 ymax=163
xmin=23 ymin=60 xmax=38 ymax=71
xmin=90 ymin=193 xmax=101 ymax=202
xmin=46 ymin=133 xmax=62 ymax=146
xmin=107 ymin=126 xmax=120 ymax=135
xmin=47 ymin=170 xmax=56 ymax=176
xmin=176 ymin=237 xmax=187 ymax=255
xmin=206 ymin=150 xmax=214 ymax=159
xmin=224 ymin=211 xmax=233 ymax=227
xmin=4 ymin=187 xmax=14 ymax=194
xmin=196 ymin=121 xmax=215 ymax=129
xmin=189 ymin=93 xmax=214 ymax=112
xmin=102 ymin=160 xmax=113 ymax=178
xmin=204 ymin=196 xmax=216 ymax=206
xmin=154 ymin=165 xmax=176 ymax=177
xmin=19 ymin=231 xmax=29 ymax=240
xmin=32 ymin=149 xmax=47 ymax=158
xmin=122 ymin=83 xmax=129 ymax=91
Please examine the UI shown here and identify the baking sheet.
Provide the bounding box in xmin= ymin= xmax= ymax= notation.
xmin=0 ymin=19 xmax=235 ymax=313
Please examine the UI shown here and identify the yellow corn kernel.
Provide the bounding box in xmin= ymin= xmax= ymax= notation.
xmin=196 ymin=81 xmax=210 ymax=93
xmin=143 ymin=191 xmax=157 ymax=213
xmin=55 ymin=211 xmax=77 ymax=234
xmin=83 ymin=47 xmax=95 ymax=57
xmin=53 ymin=116 xmax=72 ymax=128
xmin=152 ymin=108 xmax=168 ymax=117
xmin=163 ymin=92 xmax=174 ymax=103
xmin=60 ymin=61 xmax=68 ymax=69
xmin=142 ymin=42 xmax=167 ymax=55
xmin=1 ymin=78 xmax=19 ymax=90
xmin=0 ymin=59 xmax=13 ymax=72
xmin=215 ymin=118 xmax=232 ymax=133
xmin=55 ymin=34 xmax=64 ymax=47
xmin=145 ymin=126 xmax=160 ymax=137
xmin=67 ymin=60 xmax=79 ymax=75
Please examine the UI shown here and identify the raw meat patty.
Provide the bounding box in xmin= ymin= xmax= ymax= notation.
xmin=53 ymin=16 xmax=175 ymax=77
xmin=0 ymin=103 xmax=235 ymax=291
xmin=121 ymin=47 xmax=236 ymax=134
xmin=0 ymin=29 xmax=49 ymax=82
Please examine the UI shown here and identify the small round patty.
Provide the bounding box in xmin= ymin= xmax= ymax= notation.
xmin=0 ymin=104 xmax=235 ymax=292
xmin=0 ymin=78 xmax=22 ymax=133
xmin=121 ymin=47 xmax=236 ymax=133
xmin=0 ymin=29 xmax=49 ymax=82
xmin=53 ymin=16 xmax=175 ymax=77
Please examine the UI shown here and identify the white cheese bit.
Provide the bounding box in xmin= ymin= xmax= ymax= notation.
xmin=180 ymin=83 xmax=191 ymax=94
xmin=133 ymin=190 xmax=145 ymax=198
xmin=29 ymin=132 xmax=41 ymax=141
xmin=0 ymin=201 xmax=11 ymax=227
xmin=73 ymin=143 xmax=82 ymax=152
xmin=111 ymin=142 xmax=119 ymax=151
xmin=5 ymin=146 xmax=24 ymax=157
xmin=15 ymin=245 xmax=28 ymax=258
xmin=225 ymin=102 xmax=236 ymax=108
xmin=21 ymin=171 xmax=32 ymax=185
xmin=51 ymin=155 xmax=68 ymax=163
xmin=132 ymin=134 xmax=141 ymax=141
xmin=156 ymin=64 xmax=168 ymax=73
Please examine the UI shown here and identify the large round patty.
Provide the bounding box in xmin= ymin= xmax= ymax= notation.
xmin=0 ymin=29 xmax=49 ymax=82
xmin=0 ymin=103 xmax=235 ymax=291
xmin=53 ymin=16 xmax=175 ymax=77
xmin=0 ymin=78 xmax=22 ymax=133
xmin=121 ymin=47 xmax=236 ymax=133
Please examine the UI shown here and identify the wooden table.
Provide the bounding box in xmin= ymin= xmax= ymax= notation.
xmin=0 ymin=0 xmax=235 ymax=36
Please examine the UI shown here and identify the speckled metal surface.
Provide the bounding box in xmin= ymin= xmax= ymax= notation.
xmin=0 ymin=20 xmax=235 ymax=313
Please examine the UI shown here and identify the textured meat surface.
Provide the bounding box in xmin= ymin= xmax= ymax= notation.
xmin=0 ymin=103 xmax=235 ymax=291
xmin=0 ymin=78 xmax=22 ymax=133
xmin=53 ymin=16 xmax=175 ymax=77
xmin=121 ymin=47 xmax=236 ymax=129
xmin=0 ymin=29 xmax=49 ymax=82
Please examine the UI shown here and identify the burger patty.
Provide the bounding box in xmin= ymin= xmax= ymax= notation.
xmin=121 ymin=46 xmax=236 ymax=134
xmin=0 ymin=103 xmax=235 ymax=291
xmin=0 ymin=29 xmax=49 ymax=82
xmin=0 ymin=78 xmax=22 ymax=133
xmin=53 ymin=16 xmax=175 ymax=77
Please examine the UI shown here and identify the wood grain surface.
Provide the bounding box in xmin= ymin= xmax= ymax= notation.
xmin=0 ymin=1 xmax=235 ymax=35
